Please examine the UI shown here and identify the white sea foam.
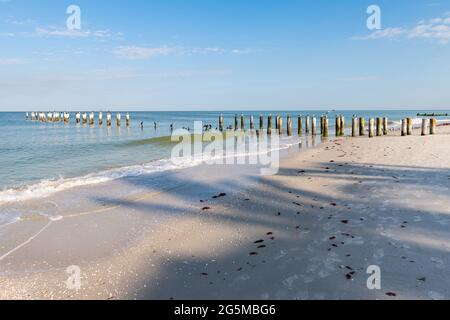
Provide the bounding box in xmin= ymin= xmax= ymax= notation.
xmin=0 ymin=138 xmax=299 ymax=205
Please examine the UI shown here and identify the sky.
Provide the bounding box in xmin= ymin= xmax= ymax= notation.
xmin=0 ymin=0 xmax=450 ymax=111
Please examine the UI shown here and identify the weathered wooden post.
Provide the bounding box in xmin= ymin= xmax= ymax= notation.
xmin=323 ymin=116 xmax=329 ymax=137
xmin=340 ymin=115 xmax=345 ymax=136
xmin=421 ymin=118 xmax=428 ymax=136
xmin=98 ymin=112 xmax=103 ymax=126
xmin=352 ymin=115 xmax=357 ymax=137
xmin=241 ymin=114 xmax=245 ymax=130
xmin=65 ymin=112 xmax=70 ymax=123
xmin=234 ymin=114 xmax=238 ymax=131
xmin=287 ymin=115 xmax=292 ymax=136
xmin=359 ymin=117 xmax=365 ymax=136
xmin=407 ymin=118 xmax=413 ymax=135
xmin=259 ymin=114 xmax=264 ymax=130
xmin=219 ymin=113 xmax=223 ymax=131
xmin=275 ymin=115 xmax=279 ymax=130
xmin=26 ymin=112 xmax=29 ymax=121
xmin=126 ymin=113 xmax=130 ymax=127
xmin=335 ymin=115 xmax=341 ymax=137
xmin=376 ymin=117 xmax=382 ymax=136
xmin=305 ymin=115 xmax=310 ymax=134
xmin=383 ymin=117 xmax=388 ymax=135
xmin=267 ymin=115 xmax=272 ymax=135
xmin=106 ymin=112 xmax=112 ymax=127
xmin=89 ymin=112 xmax=94 ymax=125
xmin=250 ymin=114 xmax=254 ymax=130
xmin=82 ymin=113 xmax=87 ymax=124
xmin=401 ymin=119 xmax=407 ymax=136
xmin=369 ymin=118 xmax=375 ymax=138
xmin=116 ymin=113 xmax=121 ymax=126
xmin=311 ymin=115 xmax=317 ymax=136
xmin=320 ymin=115 xmax=324 ymax=136
xmin=76 ymin=112 xmax=81 ymax=124
xmin=278 ymin=116 xmax=283 ymax=134
xmin=430 ymin=118 xmax=437 ymax=135
xmin=298 ymin=114 xmax=303 ymax=136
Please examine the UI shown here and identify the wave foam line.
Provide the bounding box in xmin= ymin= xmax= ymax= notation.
xmin=0 ymin=139 xmax=298 ymax=205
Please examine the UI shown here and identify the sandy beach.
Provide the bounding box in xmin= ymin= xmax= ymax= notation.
xmin=1 ymin=125 xmax=450 ymax=300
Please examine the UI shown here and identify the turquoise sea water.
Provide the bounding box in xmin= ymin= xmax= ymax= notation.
xmin=0 ymin=110 xmax=448 ymax=204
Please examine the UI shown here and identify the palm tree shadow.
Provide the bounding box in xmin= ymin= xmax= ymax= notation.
xmin=89 ymin=161 xmax=450 ymax=300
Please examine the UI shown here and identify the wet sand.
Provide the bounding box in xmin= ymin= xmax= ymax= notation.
xmin=1 ymin=125 xmax=450 ymax=300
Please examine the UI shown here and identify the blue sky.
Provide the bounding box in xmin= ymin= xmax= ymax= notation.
xmin=0 ymin=0 xmax=449 ymax=110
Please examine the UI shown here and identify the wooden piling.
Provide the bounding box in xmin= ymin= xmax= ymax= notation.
xmin=383 ymin=117 xmax=388 ymax=135
xmin=241 ymin=114 xmax=245 ymax=130
xmin=219 ymin=113 xmax=223 ymax=131
xmin=267 ymin=115 xmax=272 ymax=135
xmin=421 ymin=118 xmax=428 ymax=136
xmin=359 ymin=117 xmax=365 ymax=136
xmin=126 ymin=113 xmax=130 ymax=127
xmin=82 ymin=113 xmax=87 ymax=124
xmin=298 ymin=114 xmax=303 ymax=136
xmin=352 ymin=116 xmax=357 ymax=137
xmin=107 ymin=112 xmax=112 ymax=127
xmin=401 ymin=119 xmax=407 ymax=136
xmin=278 ymin=116 xmax=283 ymax=134
xmin=323 ymin=116 xmax=329 ymax=137
xmin=234 ymin=114 xmax=238 ymax=131
xmin=369 ymin=118 xmax=375 ymax=138
xmin=407 ymin=118 xmax=413 ymax=135
xmin=430 ymin=118 xmax=437 ymax=135
xmin=99 ymin=112 xmax=103 ymax=126
xmin=305 ymin=115 xmax=310 ymax=134
xmin=335 ymin=115 xmax=341 ymax=137
xmin=26 ymin=112 xmax=29 ymax=121
xmin=259 ymin=114 xmax=264 ymax=130
xmin=76 ymin=112 xmax=81 ymax=124
xmin=376 ymin=117 xmax=382 ymax=136
xmin=287 ymin=115 xmax=292 ymax=136
xmin=320 ymin=115 xmax=324 ymax=136
xmin=89 ymin=112 xmax=94 ymax=125
xmin=311 ymin=115 xmax=317 ymax=136
xmin=340 ymin=116 xmax=345 ymax=136
xmin=250 ymin=114 xmax=254 ymax=130
xmin=116 ymin=113 xmax=121 ymax=127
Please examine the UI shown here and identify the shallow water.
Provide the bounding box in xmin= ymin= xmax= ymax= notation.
xmin=0 ymin=110 xmax=448 ymax=207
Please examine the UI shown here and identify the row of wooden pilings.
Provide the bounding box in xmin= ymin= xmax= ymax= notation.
xmin=218 ymin=114 xmax=438 ymax=137
xmin=26 ymin=112 xmax=131 ymax=127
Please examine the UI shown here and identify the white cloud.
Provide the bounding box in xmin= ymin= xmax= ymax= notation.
xmin=4 ymin=16 xmax=35 ymax=25
xmin=34 ymin=27 xmax=112 ymax=39
xmin=352 ymin=28 xmax=406 ymax=40
xmin=231 ymin=49 xmax=252 ymax=55
xmin=114 ymin=46 xmax=251 ymax=59
xmin=353 ymin=13 xmax=450 ymax=44
xmin=114 ymin=46 xmax=175 ymax=59
xmin=0 ymin=58 xmax=28 ymax=65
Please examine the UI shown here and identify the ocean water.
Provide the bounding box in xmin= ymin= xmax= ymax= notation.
xmin=0 ymin=110 xmax=448 ymax=205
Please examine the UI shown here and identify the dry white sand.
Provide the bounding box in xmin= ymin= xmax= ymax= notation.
xmin=1 ymin=125 xmax=450 ymax=300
